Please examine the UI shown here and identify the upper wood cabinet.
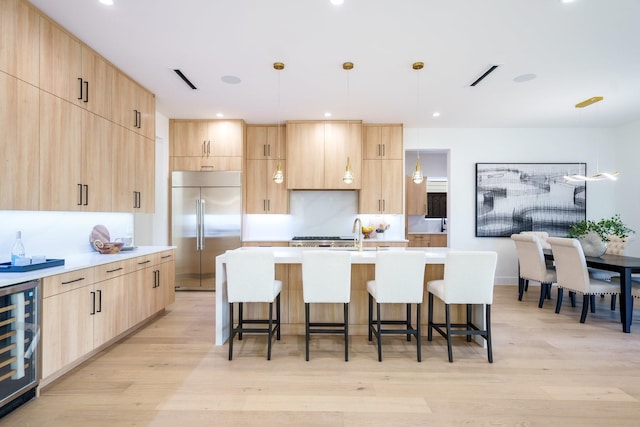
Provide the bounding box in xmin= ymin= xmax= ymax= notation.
xmin=0 ymin=0 xmax=39 ymax=85
xmin=0 ymin=72 xmax=39 ymax=210
xmin=363 ymin=124 xmax=403 ymax=159
xmin=112 ymin=70 xmax=155 ymax=140
xmin=170 ymin=119 xmax=243 ymax=171
xmin=246 ymin=125 xmax=285 ymax=160
xmin=360 ymin=159 xmax=403 ymax=214
xmin=406 ymin=175 xmax=427 ymax=215
xmin=286 ymin=121 xmax=362 ymax=190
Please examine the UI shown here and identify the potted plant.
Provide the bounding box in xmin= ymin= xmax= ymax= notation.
xmin=567 ymin=214 xmax=635 ymax=256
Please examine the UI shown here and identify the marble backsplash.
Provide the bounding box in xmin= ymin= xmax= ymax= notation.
xmin=407 ymin=215 xmax=448 ymax=234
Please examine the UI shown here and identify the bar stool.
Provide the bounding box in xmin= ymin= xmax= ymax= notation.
xmin=302 ymin=250 xmax=352 ymax=361
xmin=226 ymin=250 xmax=282 ymax=360
xmin=427 ymin=251 xmax=498 ymax=363
xmin=367 ymin=251 xmax=426 ymax=362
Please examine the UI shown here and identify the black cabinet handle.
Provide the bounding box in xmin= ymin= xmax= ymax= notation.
xmin=133 ymin=109 xmax=138 ymax=128
xmin=161 ymin=255 xmax=172 ymax=259
xmin=106 ymin=267 xmax=124 ymax=273
xmin=84 ymin=184 xmax=89 ymax=206
xmin=137 ymin=111 xmax=142 ymax=129
xmin=84 ymin=81 xmax=89 ymax=103
xmin=77 ymin=184 xmax=83 ymax=205
xmin=62 ymin=277 xmax=85 ymax=285
xmin=137 ymin=260 xmax=151 ymax=265
xmin=78 ymin=77 xmax=83 ymax=100
xmin=97 ymin=289 xmax=102 ymax=313
xmin=90 ymin=291 xmax=96 ymax=315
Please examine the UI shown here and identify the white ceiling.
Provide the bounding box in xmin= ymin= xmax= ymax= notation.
xmin=28 ymin=0 xmax=640 ymax=128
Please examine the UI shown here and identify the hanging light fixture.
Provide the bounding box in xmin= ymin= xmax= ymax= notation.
xmin=272 ymin=62 xmax=284 ymax=184
xmin=412 ymin=61 xmax=424 ymax=184
xmin=564 ymin=96 xmax=619 ymax=182
xmin=342 ymin=61 xmax=354 ymax=184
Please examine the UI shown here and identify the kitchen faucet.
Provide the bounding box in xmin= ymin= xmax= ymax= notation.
xmin=352 ymin=217 xmax=363 ymax=252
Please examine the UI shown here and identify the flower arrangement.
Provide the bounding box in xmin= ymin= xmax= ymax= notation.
xmin=567 ymin=214 xmax=634 ymax=242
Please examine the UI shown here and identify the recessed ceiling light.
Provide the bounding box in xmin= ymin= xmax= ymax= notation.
xmin=99 ymin=0 xmax=114 ymax=5
xmin=324 ymin=112 xmax=332 ymax=117
xmin=216 ymin=113 xmax=224 ymax=118
xmin=432 ymin=112 xmax=441 ymax=118
xmin=513 ymin=73 xmax=537 ymax=83
xmin=330 ymin=0 xmax=344 ymax=5
xmin=221 ymin=75 xmax=241 ymax=84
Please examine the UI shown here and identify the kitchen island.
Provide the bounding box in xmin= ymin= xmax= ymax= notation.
xmin=215 ymin=246 xmax=465 ymax=345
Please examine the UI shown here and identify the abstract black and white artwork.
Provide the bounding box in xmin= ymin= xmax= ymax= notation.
xmin=476 ymin=163 xmax=586 ymax=237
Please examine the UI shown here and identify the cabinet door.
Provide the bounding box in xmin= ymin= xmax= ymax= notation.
xmin=93 ymin=276 xmax=128 ymax=348
xmin=406 ymin=175 xmax=427 ymax=216
xmin=42 ymin=286 xmax=93 ymax=379
xmin=171 ymin=120 xmax=209 ymax=157
xmin=246 ymin=125 xmax=285 ymax=160
xmin=157 ymin=255 xmax=176 ymax=310
xmin=245 ymin=159 xmax=268 ymax=213
xmin=82 ymin=111 xmax=113 ymax=212
xmin=137 ymin=85 xmax=156 ymax=140
xmin=171 ymin=156 xmax=241 ymax=172
xmin=208 ymin=120 xmax=243 ymax=157
xmin=112 ymin=126 xmax=136 ymax=212
xmin=39 ymin=91 xmax=83 ymax=211
xmin=128 ymin=267 xmax=156 ymax=327
xmin=363 ymin=125 xmax=382 ymax=159
xmin=0 ymin=73 xmax=39 ymax=210
xmin=81 ymin=46 xmax=113 ymax=119
xmin=359 ymin=159 xmax=382 ymax=213
xmin=363 ymin=125 xmax=403 ymax=159
xmin=0 ymin=0 xmax=39 ymax=85
xmin=267 ymin=159 xmax=288 ymax=213
xmin=135 ymin=135 xmax=155 ymax=213
xmin=286 ymin=122 xmax=324 ymax=189
xmin=39 ymin=18 xmax=83 ymax=105
xmin=112 ymin=70 xmax=138 ymax=131
xmin=324 ymin=122 xmax=362 ymax=189
xmin=380 ymin=159 xmax=403 ymax=214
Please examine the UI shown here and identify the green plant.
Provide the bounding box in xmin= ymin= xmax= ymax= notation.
xmin=567 ymin=214 xmax=635 ymax=241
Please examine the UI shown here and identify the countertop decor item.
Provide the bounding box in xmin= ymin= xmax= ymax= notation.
xmin=90 ymin=225 xmax=124 ymax=254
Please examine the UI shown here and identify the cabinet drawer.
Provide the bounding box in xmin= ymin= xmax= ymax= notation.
xmin=128 ymin=254 xmax=156 ymax=271
xmin=43 ymin=267 xmax=95 ymax=298
xmin=94 ymin=260 xmax=129 ymax=282
xmin=157 ymin=250 xmax=175 ymax=263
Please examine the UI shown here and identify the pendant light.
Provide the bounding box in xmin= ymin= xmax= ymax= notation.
xmin=272 ymin=62 xmax=285 ymax=184
xmin=412 ymin=61 xmax=424 ymax=184
xmin=342 ymin=61 xmax=354 ymax=184
xmin=564 ymin=96 xmax=619 ymax=182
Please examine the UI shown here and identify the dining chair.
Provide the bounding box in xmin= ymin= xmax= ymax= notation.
xmin=367 ymin=251 xmax=426 ymax=362
xmin=302 ymin=250 xmax=352 ymax=361
xmin=546 ymin=237 xmax=620 ymax=323
xmin=511 ymin=233 xmax=557 ymax=308
xmin=427 ymin=251 xmax=498 ymax=363
xmin=589 ymin=235 xmax=631 ymax=310
xmin=226 ymin=250 xmax=282 ymax=360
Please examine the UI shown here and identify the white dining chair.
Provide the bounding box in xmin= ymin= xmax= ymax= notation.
xmin=226 ymin=250 xmax=282 ymax=360
xmin=302 ymin=250 xmax=352 ymax=361
xmin=427 ymin=251 xmax=498 ymax=363
xmin=511 ymin=233 xmax=557 ymax=308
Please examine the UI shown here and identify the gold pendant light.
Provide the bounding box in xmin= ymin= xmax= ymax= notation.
xmin=272 ymin=62 xmax=285 ymax=184
xmin=343 ymin=62 xmax=355 ymax=184
xmin=412 ymin=61 xmax=424 ymax=184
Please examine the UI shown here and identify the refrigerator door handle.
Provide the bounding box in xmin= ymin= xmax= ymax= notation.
xmin=200 ymin=199 xmax=206 ymax=250
xmin=195 ymin=199 xmax=201 ymax=251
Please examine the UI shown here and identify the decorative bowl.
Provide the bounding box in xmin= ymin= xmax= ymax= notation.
xmin=93 ymin=240 xmax=124 ymax=254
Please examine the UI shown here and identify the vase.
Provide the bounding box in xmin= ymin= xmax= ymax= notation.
xmin=578 ymin=231 xmax=607 ymax=257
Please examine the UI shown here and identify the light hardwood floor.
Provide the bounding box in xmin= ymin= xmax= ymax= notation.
xmin=3 ymin=285 xmax=640 ymax=426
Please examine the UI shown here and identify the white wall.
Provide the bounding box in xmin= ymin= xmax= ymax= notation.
xmin=404 ymin=126 xmax=624 ymax=284
xmin=614 ymin=119 xmax=640 ymax=257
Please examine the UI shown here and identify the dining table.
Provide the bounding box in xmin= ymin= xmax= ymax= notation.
xmin=544 ymin=249 xmax=640 ymax=333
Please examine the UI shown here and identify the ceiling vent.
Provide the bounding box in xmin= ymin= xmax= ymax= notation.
xmin=173 ymin=69 xmax=197 ymax=90
xmin=469 ymin=65 xmax=499 ymax=87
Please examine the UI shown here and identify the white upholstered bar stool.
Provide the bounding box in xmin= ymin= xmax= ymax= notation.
xmin=226 ymin=250 xmax=282 ymax=361
xmin=302 ymin=250 xmax=352 ymax=361
xmin=511 ymin=233 xmax=557 ymax=308
xmin=547 ymin=237 xmax=619 ymax=323
xmin=367 ymin=251 xmax=426 ymax=362
xmin=427 ymin=251 xmax=498 ymax=363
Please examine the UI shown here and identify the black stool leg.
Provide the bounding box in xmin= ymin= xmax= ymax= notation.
xmin=486 ymin=304 xmax=493 ymax=363
xmin=466 ymin=304 xmax=472 ymax=342
xmin=267 ymin=302 xmax=274 ymax=360
xmin=445 ymin=304 xmax=453 ymax=363
xmin=344 ymin=302 xmax=349 ymax=362
xmin=416 ymin=303 xmax=422 ymax=362
xmin=228 ymin=302 xmax=234 ymax=361
xmin=406 ymin=304 xmax=412 ymax=341
xmin=238 ymin=302 xmax=244 ymax=340
xmin=376 ymin=303 xmax=382 ymax=362
xmin=276 ymin=294 xmax=281 ymax=340
xmin=555 ymin=288 xmax=564 ymax=313
xmin=305 ymin=302 xmax=310 ymax=361
xmin=368 ymin=294 xmax=373 ymax=341
xmin=580 ymin=295 xmax=589 ymax=323
xmin=427 ymin=293 xmax=433 ymax=341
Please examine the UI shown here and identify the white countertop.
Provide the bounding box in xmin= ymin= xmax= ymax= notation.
xmin=218 ymin=246 xmax=448 ymax=265
xmin=0 ymin=246 xmax=175 ymax=288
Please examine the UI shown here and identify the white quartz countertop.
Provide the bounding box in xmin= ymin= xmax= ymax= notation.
xmin=0 ymin=246 xmax=175 ymax=288
xmin=218 ymin=246 xmax=448 ymax=265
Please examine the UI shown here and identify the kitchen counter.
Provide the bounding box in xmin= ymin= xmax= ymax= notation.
xmin=0 ymin=246 xmax=175 ymax=288
xmin=215 ymin=246 xmax=450 ymax=345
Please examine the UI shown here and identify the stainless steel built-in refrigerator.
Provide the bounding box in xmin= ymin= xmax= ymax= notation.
xmin=171 ymin=171 xmax=242 ymax=290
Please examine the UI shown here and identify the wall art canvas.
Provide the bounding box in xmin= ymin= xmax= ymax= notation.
xmin=476 ymin=163 xmax=586 ymax=237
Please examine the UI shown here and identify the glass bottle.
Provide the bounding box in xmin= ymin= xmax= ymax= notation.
xmin=11 ymin=231 xmax=26 ymax=265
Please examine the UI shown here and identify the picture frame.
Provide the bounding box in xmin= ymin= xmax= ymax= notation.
xmin=475 ymin=162 xmax=586 ymax=237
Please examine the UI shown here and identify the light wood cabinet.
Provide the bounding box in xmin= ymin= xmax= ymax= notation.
xmin=246 ymin=125 xmax=285 ymax=160
xmin=135 ymin=133 xmax=155 ymax=213
xmin=39 ymin=92 xmax=113 ymax=212
xmin=286 ymin=121 xmax=362 ymax=190
xmin=170 ymin=119 xmax=243 ymax=171
xmin=407 ymin=234 xmax=447 ymax=247
xmin=0 ymin=72 xmax=39 ymax=210
xmin=359 ymin=124 xmax=403 ymax=214
xmin=359 ymin=159 xmax=403 ymax=214
xmin=0 ymin=0 xmax=39 ymax=85
xmin=93 ymin=274 xmax=128 ymax=349
xmin=112 ymin=70 xmax=155 ymax=140
xmin=406 ymin=175 xmax=427 ymax=215
xmin=128 ymin=251 xmax=175 ymax=327
xmin=81 ymin=46 xmax=113 ymax=120
xmin=111 ymin=127 xmax=154 ymax=213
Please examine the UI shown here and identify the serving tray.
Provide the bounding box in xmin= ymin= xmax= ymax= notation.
xmin=0 ymin=258 xmax=65 ymax=272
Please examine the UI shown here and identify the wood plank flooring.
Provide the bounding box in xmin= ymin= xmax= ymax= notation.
xmin=3 ymin=285 xmax=640 ymax=426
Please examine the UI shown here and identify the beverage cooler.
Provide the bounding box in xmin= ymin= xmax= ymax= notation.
xmin=0 ymin=280 xmax=40 ymax=418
